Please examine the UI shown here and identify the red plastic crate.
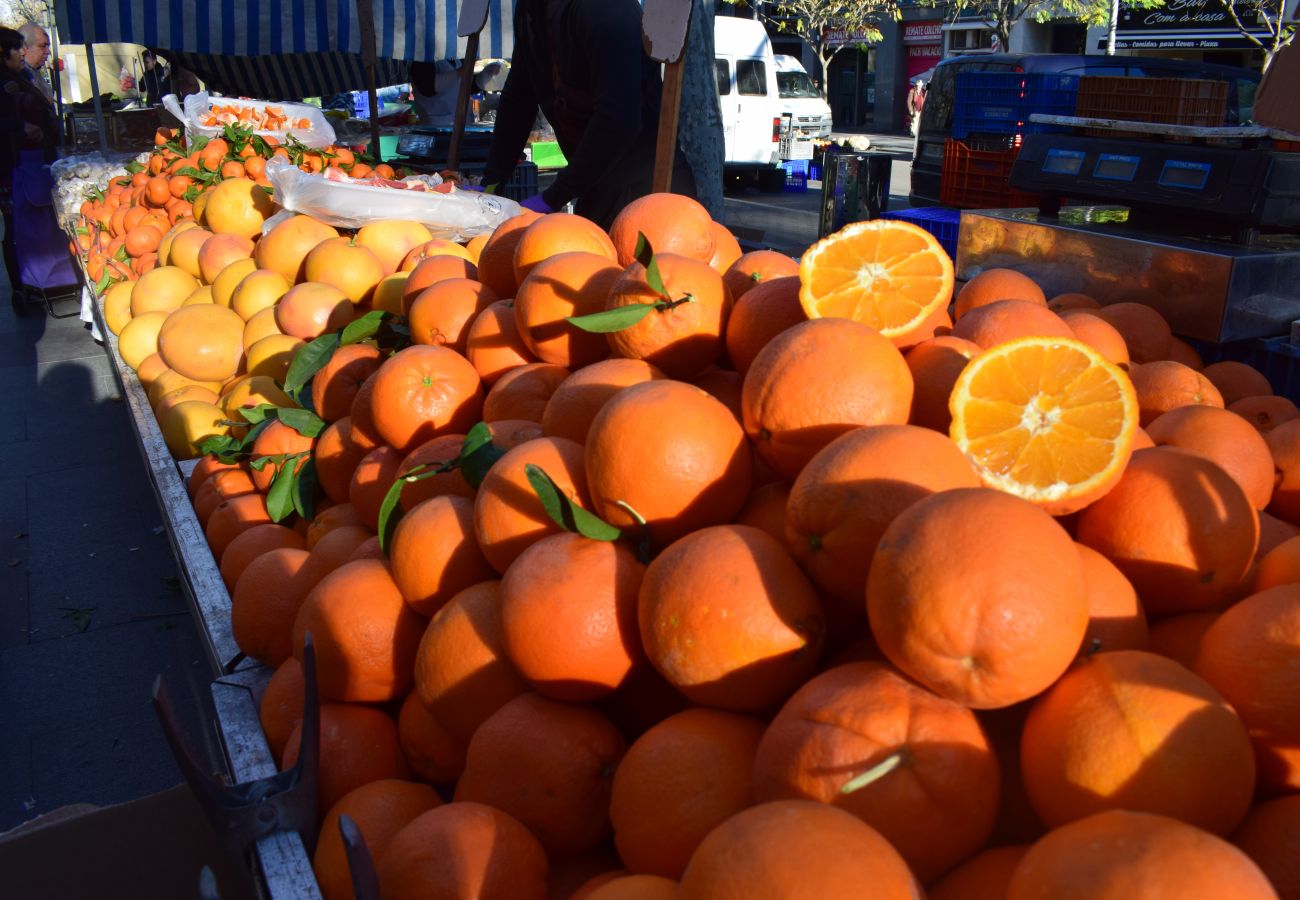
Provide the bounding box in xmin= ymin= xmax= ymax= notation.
xmin=1075 ymin=77 xmax=1228 ymax=139
xmin=939 ymin=138 xmax=1039 ymax=209
xmin=1277 ymin=139 xmax=1300 ymax=152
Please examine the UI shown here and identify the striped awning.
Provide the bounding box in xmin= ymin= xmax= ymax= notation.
xmin=53 ymin=0 xmax=515 ymax=97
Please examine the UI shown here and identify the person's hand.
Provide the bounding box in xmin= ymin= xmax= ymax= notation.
xmin=521 ymin=193 xmax=553 ymax=214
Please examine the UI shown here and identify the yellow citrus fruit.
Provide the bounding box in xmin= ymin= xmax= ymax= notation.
xmin=117 ymin=310 xmax=169 ymax=370
xmin=160 ymin=400 xmax=230 ymax=460
xmin=102 ymin=280 xmax=135 ymax=335
xmin=211 ymin=257 xmax=259 ymax=308
xmin=245 ymin=334 xmax=306 ymax=383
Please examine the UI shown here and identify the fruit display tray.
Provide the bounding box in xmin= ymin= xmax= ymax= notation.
xmin=86 ymin=284 xmax=322 ymax=899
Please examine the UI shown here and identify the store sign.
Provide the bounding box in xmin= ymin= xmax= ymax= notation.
xmin=823 ymin=25 xmax=880 ymax=48
xmin=903 ymin=22 xmax=942 ymax=44
xmin=1113 ymin=0 xmax=1273 ymax=49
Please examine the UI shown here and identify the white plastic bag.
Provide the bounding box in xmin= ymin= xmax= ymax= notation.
xmin=162 ymin=92 xmax=336 ymax=149
xmin=264 ymin=159 xmax=521 ymax=241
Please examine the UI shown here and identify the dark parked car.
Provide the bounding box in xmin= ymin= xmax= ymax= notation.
xmin=909 ymin=53 xmax=1262 ymax=207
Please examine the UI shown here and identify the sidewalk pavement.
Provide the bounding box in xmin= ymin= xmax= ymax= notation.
xmin=0 ymin=274 xmax=217 ymax=833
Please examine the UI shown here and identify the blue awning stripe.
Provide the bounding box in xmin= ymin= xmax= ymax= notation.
xmin=57 ymin=0 xmax=518 ymax=60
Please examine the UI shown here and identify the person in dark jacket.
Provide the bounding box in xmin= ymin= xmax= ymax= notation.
xmin=480 ymin=0 xmax=696 ymax=228
xmin=140 ymin=50 xmax=172 ymax=106
xmin=0 ymin=26 xmax=54 ymax=302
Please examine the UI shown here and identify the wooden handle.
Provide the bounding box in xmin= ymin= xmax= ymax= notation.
xmin=447 ymin=32 xmax=481 ymax=172
xmin=653 ymin=59 xmax=685 ymax=194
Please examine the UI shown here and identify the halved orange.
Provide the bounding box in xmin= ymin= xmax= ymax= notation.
xmin=949 ymin=335 xmax=1138 ymax=516
xmin=798 ymin=219 xmax=954 ymax=348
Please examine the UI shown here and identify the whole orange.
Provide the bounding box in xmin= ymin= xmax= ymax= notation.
xmin=1021 ymin=650 xmax=1256 ymax=835
xmin=610 ymin=708 xmax=765 ymax=879
xmin=867 ymin=488 xmax=1088 ymax=709
xmin=1075 ymin=447 xmax=1258 ymax=615
xmin=742 ymin=318 xmax=912 ymax=481
xmin=453 ymin=692 xmax=626 ymax=855
xmin=677 ymin=801 xmax=922 ymax=900
xmin=367 ymin=345 xmax=484 ymax=454
xmin=639 ymin=524 xmax=825 ymax=712
xmin=290 ymin=559 xmax=425 ymax=703
xmin=585 ymin=379 xmax=753 ymax=547
xmin=499 ymin=532 xmax=645 ymax=702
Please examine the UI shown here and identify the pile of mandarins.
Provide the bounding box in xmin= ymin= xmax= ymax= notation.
xmin=131 ymin=188 xmax=1299 ymax=899
xmin=75 ymin=124 xmax=402 ymax=291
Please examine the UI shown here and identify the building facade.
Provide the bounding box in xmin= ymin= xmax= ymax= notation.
xmin=717 ymin=1 xmax=1284 ymax=135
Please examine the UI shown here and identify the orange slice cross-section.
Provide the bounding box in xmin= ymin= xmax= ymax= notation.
xmin=949 ymin=336 xmax=1139 ymax=516
xmin=798 ymin=219 xmax=954 ymax=348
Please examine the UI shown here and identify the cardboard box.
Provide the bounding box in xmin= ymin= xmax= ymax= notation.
xmin=0 ymin=784 xmax=257 ymax=900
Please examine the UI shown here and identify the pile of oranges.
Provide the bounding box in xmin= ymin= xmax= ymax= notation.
xmin=107 ymin=187 xmax=1300 ymax=899
xmin=73 ymin=125 xmax=401 ymax=294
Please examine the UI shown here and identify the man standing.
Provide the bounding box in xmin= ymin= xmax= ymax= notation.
xmin=17 ymin=23 xmax=53 ymax=107
xmin=481 ymin=0 xmax=700 ymax=228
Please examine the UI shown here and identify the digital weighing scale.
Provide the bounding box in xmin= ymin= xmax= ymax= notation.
xmin=955 ymin=117 xmax=1300 ymax=344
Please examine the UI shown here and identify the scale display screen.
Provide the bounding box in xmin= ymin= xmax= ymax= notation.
xmin=1042 ymin=148 xmax=1086 ymax=176
xmin=1158 ymin=160 xmax=1212 ymax=190
xmin=1093 ymin=154 xmax=1141 ymax=182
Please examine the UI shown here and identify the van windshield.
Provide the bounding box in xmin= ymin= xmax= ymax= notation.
xmin=777 ymin=71 xmax=820 ymax=99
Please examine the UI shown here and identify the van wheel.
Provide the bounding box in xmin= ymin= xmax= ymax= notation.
xmin=757 ymin=168 xmax=786 ymax=193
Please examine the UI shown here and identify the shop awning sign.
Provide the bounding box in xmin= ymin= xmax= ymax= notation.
xmin=1111 ymin=0 xmax=1276 ymax=49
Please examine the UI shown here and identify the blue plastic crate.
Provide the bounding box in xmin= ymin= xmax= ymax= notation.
xmin=882 ymin=206 xmax=960 ymax=260
xmin=782 ymin=159 xmax=809 ymax=192
xmin=952 ymin=72 xmax=1079 ymax=140
xmin=1178 ymin=334 xmax=1300 ymax=404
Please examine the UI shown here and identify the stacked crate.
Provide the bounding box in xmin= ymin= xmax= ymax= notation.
xmin=942 ymin=72 xmax=1079 ymax=209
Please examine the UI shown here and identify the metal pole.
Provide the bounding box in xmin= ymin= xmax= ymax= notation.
xmin=356 ymin=0 xmax=383 ymax=163
xmin=85 ymin=43 xmax=108 ymax=153
xmin=448 ymin=34 xmax=480 ymax=171
xmin=1107 ymin=0 xmax=1120 ymax=55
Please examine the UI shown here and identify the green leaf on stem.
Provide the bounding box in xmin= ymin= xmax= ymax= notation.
xmin=633 ymin=232 xmax=669 ymax=299
xmin=276 ymin=407 xmax=326 ymax=438
xmin=341 ymin=310 xmax=390 ymax=346
xmin=265 ymin=460 xmax=297 ymax=522
xmin=236 ymin=404 xmax=277 ymax=425
xmin=283 ymin=332 xmax=341 ymax=397
xmin=565 ymin=304 xmax=657 ymax=333
xmin=524 ymin=464 xmax=621 ymax=541
xmin=292 ymin=457 xmax=317 ymax=519
xmin=459 ymin=424 xmax=506 ymax=489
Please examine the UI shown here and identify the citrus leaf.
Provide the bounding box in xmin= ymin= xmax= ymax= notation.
xmin=283 ymin=332 xmax=341 ymax=397
xmin=292 ymin=457 xmax=317 ymax=519
xmin=125 ymin=160 xmax=145 ymax=174
xmin=176 ymin=166 xmax=203 ymax=179
xmin=188 ymin=134 xmax=210 ymax=154
xmin=376 ymin=480 xmax=406 ymax=555
xmin=237 ymin=403 xmax=277 ymax=425
xmin=461 ymin=422 xmax=494 ymax=458
xmin=565 ymin=304 xmax=657 ymax=333
xmin=265 ymin=461 xmax=297 ymax=523
xmin=93 ymin=271 xmax=114 ymax=295
xmin=248 ymin=455 xmax=275 ymax=472
xmin=524 ymin=464 xmax=621 ymax=541
xmin=341 ymin=310 xmax=390 ymax=345
xmin=276 ymin=407 xmax=326 ymax=438
xmin=196 ymin=434 xmax=240 ymax=458
xmin=633 ymin=232 xmax=655 ymax=270
xmin=459 ymin=426 xmax=506 ymax=490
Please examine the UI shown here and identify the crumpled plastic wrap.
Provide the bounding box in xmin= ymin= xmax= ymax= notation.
xmin=264 ymin=158 xmax=521 ymax=240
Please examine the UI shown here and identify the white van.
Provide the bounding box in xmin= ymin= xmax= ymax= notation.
xmin=774 ymin=55 xmax=833 ymax=141
xmin=714 ymin=17 xmax=786 ymax=190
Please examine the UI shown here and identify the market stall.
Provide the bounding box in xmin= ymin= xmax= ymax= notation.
xmin=26 ymin=10 xmax=1300 ymax=899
